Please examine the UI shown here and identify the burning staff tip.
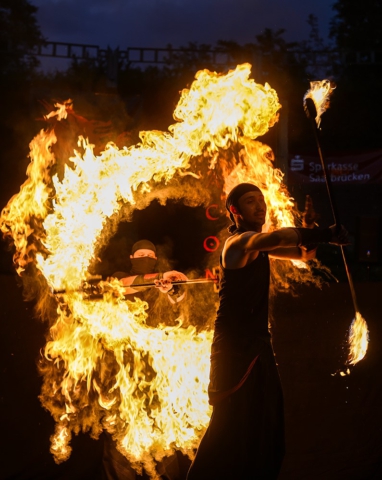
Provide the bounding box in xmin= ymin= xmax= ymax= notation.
xmin=347 ymin=311 xmax=369 ymax=366
xmin=303 ymin=97 xmax=317 ymax=121
xmin=303 ymin=79 xmax=335 ymax=127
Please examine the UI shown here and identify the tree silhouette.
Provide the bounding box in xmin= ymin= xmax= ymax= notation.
xmin=330 ymin=0 xmax=382 ymax=51
xmin=319 ymin=0 xmax=382 ymax=151
xmin=0 ymin=0 xmax=44 ymax=79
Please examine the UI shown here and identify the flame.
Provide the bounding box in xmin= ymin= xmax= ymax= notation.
xmin=50 ymin=424 xmax=72 ymax=462
xmin=348 ymin=311 xmax=369 ymax=365
xmin=44 ymin=100 xmax=70 ymax=121
xmin=1 ymin=63 xmax=326 ymax=477
xmin=304 ymin=79 xmax=335 ymax=127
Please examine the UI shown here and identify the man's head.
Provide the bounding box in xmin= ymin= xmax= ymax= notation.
xmin=226 ymin=183 xmax=266 ymax=233
xmin=130 ymin=239 xmax=157 ymax=274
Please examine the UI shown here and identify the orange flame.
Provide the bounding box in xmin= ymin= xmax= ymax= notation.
xmin=1 ymin=64 xmax=327 ymax=477
xmin=50 ymin=424 xmax=72 ymax=462
xmin=304 ymin=79 xmax=335 ymax=127
xmin=348 ymin=311 xmax=369 ymax=365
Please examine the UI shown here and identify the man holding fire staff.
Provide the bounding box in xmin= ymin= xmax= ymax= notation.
xmin=115 ymin=239 xmax=188 ymax=311
xmin=187 ymin=182 xmax=349 ymax=480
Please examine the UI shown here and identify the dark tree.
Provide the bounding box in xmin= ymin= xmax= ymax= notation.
xmin=330 ymin=0 xmax=382 ymax=51
xmin=0 ymin=0 xmax=44 ymax=78
xmin=319 ymin=0 xmax=382 ymax=151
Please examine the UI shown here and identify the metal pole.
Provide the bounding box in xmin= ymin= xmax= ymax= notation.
xmin=304 ymin=97 xmax=359 ymax=313
xmin=53 ymin=277 xmax=218 ymax=295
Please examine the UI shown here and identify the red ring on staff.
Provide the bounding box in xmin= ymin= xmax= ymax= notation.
xmin=203 ymin=236 xmax=220 ymax=252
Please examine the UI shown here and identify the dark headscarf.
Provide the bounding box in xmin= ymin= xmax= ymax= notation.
xmin=226 ymin=183 xmax=263 ymax=233
xmin=131 ymin=239 xmax=156 ymax=255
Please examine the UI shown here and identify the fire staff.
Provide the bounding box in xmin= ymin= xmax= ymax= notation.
xmin=187 ymin=183 xmax=349 ymax=480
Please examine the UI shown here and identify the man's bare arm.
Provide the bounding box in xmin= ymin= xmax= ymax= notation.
xmin=223 ymin=225 xmax=347 ymax=268
xmin=117 ymin=271 xmax=188 ymax=296
xmin=269 ymin=246 xmax=317 ymax=261
xmin=226 ymin=228 xmax=300 ymax=253
xmin=268 ymin=194 xmax=319 ymax=261
xmin=119 ymin=274 xmax=153 ymax=294
xmin=223 ymin=229 xmax=301 ymax=269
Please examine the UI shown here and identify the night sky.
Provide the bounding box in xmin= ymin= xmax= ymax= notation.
xmin=30 ymin=0 xmax=335 ymax=49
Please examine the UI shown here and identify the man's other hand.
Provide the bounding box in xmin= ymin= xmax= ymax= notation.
xmin=329 ymin=225 xmax=350 ymax=246
xmin=155 ymin=270 xmax=188 ymax=294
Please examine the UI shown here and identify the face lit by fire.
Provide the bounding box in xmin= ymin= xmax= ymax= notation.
xmin=130 ymin=248 xmax=157 ymax=260
xmin=231 ymin=191 xmax=267 ymax=232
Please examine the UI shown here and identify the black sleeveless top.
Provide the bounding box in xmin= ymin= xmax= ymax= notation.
xmin=215 ymin=251 xmax=270 ymax=341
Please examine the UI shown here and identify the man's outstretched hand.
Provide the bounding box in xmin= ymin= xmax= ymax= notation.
xmin=329 ymin=225 xmax=350 ymax=246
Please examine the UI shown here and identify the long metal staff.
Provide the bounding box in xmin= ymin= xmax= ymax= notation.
xmin=304 ymin=96 xmax=358 ymax=313
xmin=303 ymin=88 xmax=368 ymax=366
xmin=53 ymin=277 xmax=218 ymax=295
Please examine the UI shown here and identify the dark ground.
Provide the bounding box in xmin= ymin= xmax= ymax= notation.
xmin=1 ymin=267 xmax=381 ymax=479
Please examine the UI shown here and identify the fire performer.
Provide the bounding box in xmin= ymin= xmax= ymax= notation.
xmin=102 ymin=239 xmax=188 ymax=480
xmin=187 ymin=183 xmax=349 ymax=480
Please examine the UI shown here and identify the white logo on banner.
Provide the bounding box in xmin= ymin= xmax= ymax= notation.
xmin=290 ymin=155 xmax=304 ymax=171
